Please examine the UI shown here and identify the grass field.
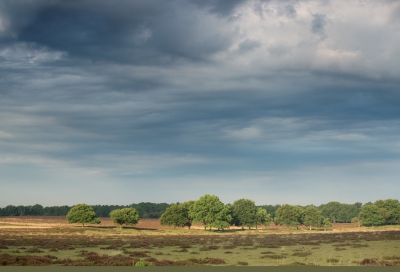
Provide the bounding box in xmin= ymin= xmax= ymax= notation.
xmin=0 ymin=216 xmax=399 ymax=266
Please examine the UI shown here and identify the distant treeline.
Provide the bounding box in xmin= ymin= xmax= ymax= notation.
xmin=0 ymin=203 xmax=170 ymax=219
xmin=0 ymin=201 xmax=366 ymax=222
xmin=258 ymin=202 xmax=362 ymax=223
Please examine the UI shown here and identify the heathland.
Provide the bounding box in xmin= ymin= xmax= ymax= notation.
xmin=0 ymin=216 xmax=399 ymax=266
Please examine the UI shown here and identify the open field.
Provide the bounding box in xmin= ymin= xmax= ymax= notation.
xmin=0 ymin=216 xmax=399 ymax=266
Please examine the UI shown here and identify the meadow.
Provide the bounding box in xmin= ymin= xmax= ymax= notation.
xmin=0 ymin=217 xmax=399 ymax=266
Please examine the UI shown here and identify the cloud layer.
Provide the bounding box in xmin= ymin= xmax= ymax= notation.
xmin=1 ymin=0 xmax=400 ymax=206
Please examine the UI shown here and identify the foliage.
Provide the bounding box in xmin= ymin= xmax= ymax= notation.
xmin=359 ymin=204 xmax=386 ymax=226
xmin=274 ymin=204 xmax=304 ymax=229
xmin=0 ymin=202 xmax=170 ymax=218
xmin=211 ymin=205 xmax=232 ymax=230
xmin=255 ymin=208 xmax=272 ymax=229
xmin=190 ymin=194 xmax=232 ymax=230
xmin=303 ymin=206 xmax=322 ymax=230
xmin=110 ymin=208 xmax=139 ymax=229
xmin=318 ymin=201 xmax=361 ymax=223
xmin=373 ymin=199 xmax=400 ymax=224
xmin=231 ymin=199 xmax=257 ymax=229
xmin=160 ymin=201 xmax=194 ymax=229
xmin=0 ymin=204 xmax=47 ymax=216
xmin=66 ymin=204 xmax=101 ymax=227
xmin=322 ymin=218 xmax=332 ymax=230
xmin=134 ymin=261 xmax=153 ymax=266
xmin=130 ymin=202 xmax=171 ymax=218
xmin=257 ymin=204 xmax=281 ymax=219
xmin=92 ymin=202 xmax=170 ymax=218
xmin=180 ymin=201 xmax=195 ymax=229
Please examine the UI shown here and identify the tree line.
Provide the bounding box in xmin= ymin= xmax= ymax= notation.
xmin=0 ymin=203 xmax=169 ymax=218
xmin=160 ymin=196 xmax=400 ymax=230
xmin=1 ymin=198 xmax=399 ymax=229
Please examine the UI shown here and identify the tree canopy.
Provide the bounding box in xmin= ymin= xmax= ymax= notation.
xmin=303 ymin=206 xmax=322 ymax=230
xmin=231 ymin=198 xmax=257 ymax=229
xmin=2 ymin=198 xmax=400 ymax=230
xmin=255 ymin=208 xmax=272 ymax=229
xmin=318 ymin=201 xmax=361 ymax=223
xmin=373 ymin=199 xmax=400 ymax=225
xmin=274 ymin=204 xmax=304 ymax=229
xmin=66 ymin=204 xmax=100 ymax=227
xmin=190 ymin=194 xmax=232 ymax=230
xmin=322 ymin=218 xmax=332 ymax=231
xmin=110 ymin=208 xmax=139 ymax=229
xmin=359 ymin=204 xmax=386 ymax=226
xmin=159 ymin=201 xmax=194 ymax=229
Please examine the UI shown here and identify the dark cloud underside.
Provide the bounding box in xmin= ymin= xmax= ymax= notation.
xmin=1 ymin=0 xmax=399 ymax=206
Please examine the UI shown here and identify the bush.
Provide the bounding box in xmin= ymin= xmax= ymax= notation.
xmin=134 ymin=260 xmax=153 ymax=266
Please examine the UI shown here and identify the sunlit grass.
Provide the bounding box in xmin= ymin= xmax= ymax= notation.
xmin=1 ymin=222 xmax=400 ymax=266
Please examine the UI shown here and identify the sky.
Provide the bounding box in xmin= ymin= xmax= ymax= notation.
xmin=1 ymin=0 xmax=400 ymax=207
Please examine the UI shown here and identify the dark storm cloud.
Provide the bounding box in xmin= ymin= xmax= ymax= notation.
xmin=189 ymin=0 xmax=248 ymax=15
xmin=1 ymin=0 xmax=400 ymax=206
xmin=2 ymin=0 xmax=234 ymax=64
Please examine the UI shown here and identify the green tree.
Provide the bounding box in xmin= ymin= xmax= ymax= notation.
xmin=359 ymin=204 xmax=385 ymax=226
xmin=255 ymin=208 xmax=272 ymax=229
xmin=110 ymin=208 xmax=139 ymax=229
xmin=322 ymin=218 xmax=332 ymax=231
xmin=258 ymin=204 xmax=281 ymax=220
xmin=160 ymin=201 xmax=194 ymax=229
xmin=66 ymin=204 xmax=101 ymax=227
xmin=319 ymin=201 xmax=341 ymax=223
xmin=304 ymin=206 xmax=322 ymax=230
xmin=180 ymin=201 xmax=195 ymax=229
xmin=274 ymin=204 xmax=304 ymax=229
xmin=1 ymin=205 xmax=18 ymax=216
xmin=31 ymin=204 xmax=44 ymax=216
xmin=374 ymin=199 xmax=400 ymax=224
xmin=231 ymin=198 xmax=257 ymax=230
xmin=17 ymin=205 xmax=27 ymax=216
xmin=212 ymin=204 xmax=232 ymax=230
xmin=190 ymin=194 xmax=232 ymax=231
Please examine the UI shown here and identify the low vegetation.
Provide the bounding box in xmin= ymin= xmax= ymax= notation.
xmin=1 ymin=196 xmax=399 ymax=266
xmin=0 ymin=217 xmax=400 ymax=266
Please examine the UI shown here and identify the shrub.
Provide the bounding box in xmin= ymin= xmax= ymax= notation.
xmin=292 ymin=251 xmax=312 ymax=257
xmin=326 ymin=258 xmax=340 ymax=263
xmin=134 ymin=260 xmax=153 ymax=266
xmin=360 ymin=258 xmax=378 ymax=266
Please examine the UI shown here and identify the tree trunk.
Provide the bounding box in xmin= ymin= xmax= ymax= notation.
xmin=309 ymin=226 xmax=311 ymax=231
